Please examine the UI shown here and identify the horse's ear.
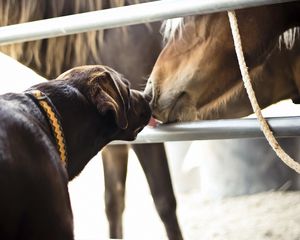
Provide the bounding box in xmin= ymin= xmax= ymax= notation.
xmin=89 ymin=71 xmax=128 ymax=129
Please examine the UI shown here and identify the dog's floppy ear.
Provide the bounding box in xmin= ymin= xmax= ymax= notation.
xmin=89 ymin=70 xmax=129 ymax=129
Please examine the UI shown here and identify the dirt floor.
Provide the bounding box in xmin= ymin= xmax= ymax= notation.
xmin=69 ymin=153 xmax=300 ymax=240
xmin=178 ymin=191 xmax=300 ymax=240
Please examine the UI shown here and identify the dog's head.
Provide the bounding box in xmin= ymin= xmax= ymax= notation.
xmin=58 ymin=65 xmax=151 ymax=141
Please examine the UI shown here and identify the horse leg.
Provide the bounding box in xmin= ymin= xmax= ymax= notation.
xmin=131 ymin=143 xmax=183 ymax=240
xmin=101 ymin=144 xmax=129 ymax=239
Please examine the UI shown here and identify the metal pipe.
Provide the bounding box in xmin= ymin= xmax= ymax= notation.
xmin=0 ymin=0 xmax=295 ymax=45
xmin=111 ymin=117 xmax=300 ymax=144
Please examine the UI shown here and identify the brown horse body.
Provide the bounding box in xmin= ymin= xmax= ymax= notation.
xmin=145 ymin=2 xmax=300 ymax=123
xmin=0 ymin=1 xmax=182 ymax=239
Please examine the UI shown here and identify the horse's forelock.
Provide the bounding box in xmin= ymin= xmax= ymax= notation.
xmin=279 ymin=27 xmax=300 ymax=50
xmin=161 ymin=18 xmax=184 ymax=44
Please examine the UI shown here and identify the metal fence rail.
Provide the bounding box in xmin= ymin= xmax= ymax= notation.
xmin=0 ymin=0 xmax=295 ymax=45
xmin=112 ymin=117 xmax=300 ymax=144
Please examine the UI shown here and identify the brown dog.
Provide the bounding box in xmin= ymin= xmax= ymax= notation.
xmin=0 ymin=65 xmax=151 ymax=240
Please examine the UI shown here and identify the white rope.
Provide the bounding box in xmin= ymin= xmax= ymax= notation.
xmin=227 ymin=10 xmax=300 ymax=174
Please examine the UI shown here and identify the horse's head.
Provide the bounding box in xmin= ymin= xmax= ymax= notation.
xmin=145 ymin=3 xmax=300 ymax=123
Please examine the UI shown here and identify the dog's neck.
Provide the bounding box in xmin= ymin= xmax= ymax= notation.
xmin=30 ymin=81 xmax=119 ymax=180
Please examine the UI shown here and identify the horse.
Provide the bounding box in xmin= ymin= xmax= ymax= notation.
xmin=143 ymin=2 xmax=300 ymax=202
xmin=0 ymin=1 xmax=183 ymax=239
xmin=144 ymin=2 xmax=300 ymax=123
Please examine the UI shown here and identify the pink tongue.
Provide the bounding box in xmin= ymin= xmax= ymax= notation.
xmin=148 ymin=117 xmax=159 ymax=127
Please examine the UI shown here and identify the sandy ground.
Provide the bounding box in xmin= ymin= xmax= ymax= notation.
xmin=178 ymin=191 xmax=300 ymax=240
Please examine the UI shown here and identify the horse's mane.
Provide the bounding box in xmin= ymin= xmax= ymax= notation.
xmin=0 ymin=0 xmax=144 ymax=78
xmin=162 ymin=17 xmax=300 ymax=50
